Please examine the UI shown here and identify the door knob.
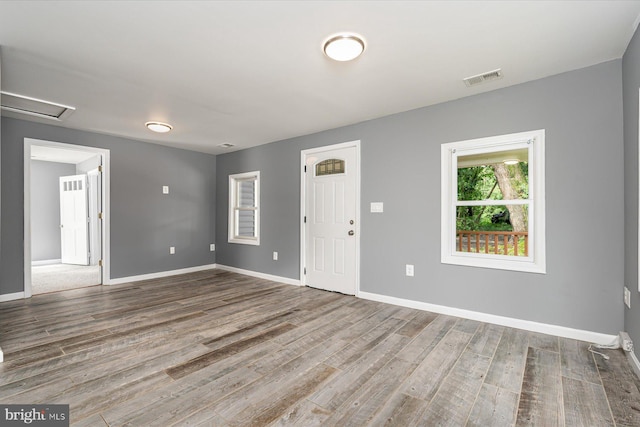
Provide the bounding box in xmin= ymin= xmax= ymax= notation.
xmin=348 ymin=230 xmax=354 ymax=236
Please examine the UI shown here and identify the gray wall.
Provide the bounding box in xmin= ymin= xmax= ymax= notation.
xmin=624 ymin=25 xmax=640 ymax=361
xmin=0 ymin=117 xmax=217 ymax=295
xmin=217 ymin=60 xmax=624 ymax=335
xmin=30 ymin=160 xmax=75 ymax=261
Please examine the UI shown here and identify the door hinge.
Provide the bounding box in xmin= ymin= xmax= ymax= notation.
xmin=98 ymin=165 xmax=103 ymax=173
xmin=98 ymin=212 xmax=103 ymax=220
xmin=98 ymin=259 xmax=103 ymax=267
xmin=304 ymin=267 xmax=306 ymax=275
xmin=304 ymin=165 xmax=307 ymax=173
xmin=304 ymin=216 xmax=306 ymax=223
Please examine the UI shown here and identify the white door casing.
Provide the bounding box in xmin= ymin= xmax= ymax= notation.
xmin=24 ymin=138 xmax=111 ymax=299
xmin=87 ymin=168 xmax=102 ymax=266
xmin=60 ymin=174 xmax=90 ymax=265
xmin=301 ymin=141 xmax=360 ymax=295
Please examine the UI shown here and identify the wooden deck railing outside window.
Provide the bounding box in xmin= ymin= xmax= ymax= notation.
xmin=456 ymin=230 xmax=528 ymax=257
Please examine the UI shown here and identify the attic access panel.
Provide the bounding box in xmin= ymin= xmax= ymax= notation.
xmin=1 ymin=91 xmax=75 ymax=121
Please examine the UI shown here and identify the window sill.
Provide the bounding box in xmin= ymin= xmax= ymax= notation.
xmin=228 ymin=238 xmax=260 ymax=246
xmin=441 ymin=253 xmax=546 ymax=274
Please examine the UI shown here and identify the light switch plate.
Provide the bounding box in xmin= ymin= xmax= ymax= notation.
xmin=162 ymin=186 xmax=169 ymax=194
xmin=370 ymin=202 xmax=384 ymax=213
xmin=170 ymin=246 xmax=175 ymax=254
xmin=210 ymin=244 xmax=215 ymax=252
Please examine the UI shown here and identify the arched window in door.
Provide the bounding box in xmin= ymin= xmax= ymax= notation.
xmin=315 ymin=159 xmax=345 ymax=176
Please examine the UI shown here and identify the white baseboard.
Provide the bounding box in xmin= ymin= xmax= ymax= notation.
xmin=108 ymin=264 xmax=217 ymax=285
xmin=358 ymin=291 xmax=618 ymax=346
xmin=627 ymin=350 xmax=640 ymax=379
xmin=0 ymin=292 xmax=25 ymax=302
xmin=215 ymin=264 xmax=301 ymax=286
xmin=31 ymin=259 xmax=61 ymax=266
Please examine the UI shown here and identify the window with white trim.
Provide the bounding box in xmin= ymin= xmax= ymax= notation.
xmin=441 ymin=130 xmax=545 ymax=273
xmin=228 ymin=171 xmax=260 ymax=245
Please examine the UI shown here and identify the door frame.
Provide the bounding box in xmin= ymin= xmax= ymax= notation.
xmin=86 ymin=168 xmax=101 ymax=266
xmin=24 ymin=138 xmax=111 ymax=298
xmin=300 ymin=140 xmax=361 ymax=296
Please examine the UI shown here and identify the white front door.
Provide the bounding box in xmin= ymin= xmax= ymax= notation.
xmin=60 ymin=174 xmax=89 ymax=265
xmin=303 ymin=143 xmax=359 ymax=295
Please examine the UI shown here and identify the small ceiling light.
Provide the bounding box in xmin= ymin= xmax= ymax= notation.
xmin=323 ymin=33 xmax=365 ymax=61
xmin=145 ymin=121 xmax=173 ymax=133
xmin=503 ymin=159 xmax=519 ymax=165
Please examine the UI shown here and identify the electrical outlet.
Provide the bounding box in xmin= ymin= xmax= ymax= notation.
xmin=273 ymin=251 xmax=278 ymax=261
xmin=210 ymin=244 xmax=215 ymax=252
xmin=406 ymin=264 xmax=414 ymax=277
xmin=169 ymin=246 xmax=175 ymax=254
xmin=625 ymin=286 xmax=631 ymax=309
xmin=162 ymin=186 xmax=169 ymax=194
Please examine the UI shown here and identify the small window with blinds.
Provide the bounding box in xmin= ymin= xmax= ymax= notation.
xmin=228 ymin=171 xmax=260 ymax=245
xmin=315 ymin=158 xmax=345 ymax=176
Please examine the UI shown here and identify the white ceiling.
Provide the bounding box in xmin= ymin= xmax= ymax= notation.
xmin=1 ymin=1 xmax=639 ymax=155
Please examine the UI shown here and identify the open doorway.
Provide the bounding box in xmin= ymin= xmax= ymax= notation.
xmin=24 ymin=138 xmax=110 ymax=296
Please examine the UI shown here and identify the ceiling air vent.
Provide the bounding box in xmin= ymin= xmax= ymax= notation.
xmin=463 ymin=69 xmax=503 ymax=87
xmin=218 ymin=143 xmax=235 ymax=149
xmin=1 ymin=91 xmax=75 ymax=121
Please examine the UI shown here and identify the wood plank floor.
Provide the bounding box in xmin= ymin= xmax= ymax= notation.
xmin=1 ymin=269 xmax=640 ymax=426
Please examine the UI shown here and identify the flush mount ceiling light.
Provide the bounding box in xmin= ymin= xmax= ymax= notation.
xmin=145 ymin=121 xmax=173 ymax=133
xmin=323 ymin=33 xmax=365 ymax=61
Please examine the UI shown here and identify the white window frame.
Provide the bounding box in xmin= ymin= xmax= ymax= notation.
xmin=228 ymin=171 xmax=260 ymax=245
xmin=441 ymin=129 xmax=545 ymax=273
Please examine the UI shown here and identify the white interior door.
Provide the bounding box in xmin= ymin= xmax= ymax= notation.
xmin=304 ymin=144 xmax=358 ymax=295
xmin=60 ymin=174 xmax=89 ymax=265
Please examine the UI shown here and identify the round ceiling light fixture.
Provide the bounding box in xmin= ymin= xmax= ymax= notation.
xmin=145 ymin=121 xmax=173 ymax=133
xmin=323 ymin=33 xmax=365 ymax=62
